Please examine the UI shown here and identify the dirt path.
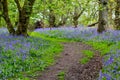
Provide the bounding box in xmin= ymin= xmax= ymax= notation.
xmin=35 ymin=42 xmax=102 ymax=80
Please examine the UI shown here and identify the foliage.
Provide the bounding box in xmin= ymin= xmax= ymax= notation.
xmin=0 ymin=0 xmax=99 ymax=27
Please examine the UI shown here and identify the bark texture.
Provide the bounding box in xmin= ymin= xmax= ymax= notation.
xmin=57 ymin=15 xmax=68 ymax=27
xmin=1 ymin=0 xmax=15 ymax=34
xmin=114 ymin=0 xmax=120 ymax=30
xmin=49 ymin=9 xmax=56 ymax=28
xmin=73 ymin=7 xmax=85 ymax=28
xmin=15 ymin=0 xmax=35 ymax=36
xmin=73 ymin=1 xmax=90 ymax=28
xmin=0 ymin=0 xmax=2 ymax=26
xmin=98 ymin=0 xmax=108 ymax=33
xmin=1 ymin=0 xmax=35 ymax=36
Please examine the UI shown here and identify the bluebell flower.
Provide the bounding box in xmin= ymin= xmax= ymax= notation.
xmin=98 ymin=70 xmax=103 ymax=80
xmin=104 ymin=56 xmax=114 ymax=66
xmin=22 ymin=54 xmax=27 ymax=60
xmin=102 ymin=74 xmax=112 ymax=80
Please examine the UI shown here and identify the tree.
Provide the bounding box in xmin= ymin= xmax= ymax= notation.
xmin=108 ymin=0 xmax=115 ymax=28
xmin=1 ymin=0 xmax=35 ymax=36
xmin=55 ymin=1 xmax=70 ymax=27
xmin=1 ymin=0 xmax=15 ymax=34
xmin=114 ymin=0 xmax=120 ymax=30
xmin=97 ymin=0 xmax=108 ymax=33
xmin=0 ymin=0 xmax=2 ymax=27
xmin=72 ymin=0 xmax=90 ymax=28
xmin=48 ymin=0 xmax=56 ymax=28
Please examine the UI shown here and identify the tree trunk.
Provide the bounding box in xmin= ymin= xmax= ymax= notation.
xmin=73 ymin=9 xmax=85 ymax=28
xmin=0 ymin=0 xmax=2 ymax=27
xmin=49 ymin=9 xmax=56 ymax=28
xmin=97 ymin=0 xmax=108 ymax=33
xmin=108 ymin=1 xmax=114 ymax=28
xmin=1 ymin=0 xmax=35 ymax=36
xmin=16 ymin=11 xmax=29 ymax=36
xmin=114 ymin=0 xmax=120 ymax=30
xmin=15 ymin=0 xmax=35 ymax=36
xmin=1 ymin=0 xmax=15 ymax=34
xmin=73 ymin=16 xmax=78 ymax=28
xmin=48 ymin=0 xmax=56 ymax=29
xmin=73 ymin=7 xmax=80 ymax=28
xmin=72 ymin=1 xmax=90 ymax=28
xmin=57 ymin=15 xmax=68 ymax=27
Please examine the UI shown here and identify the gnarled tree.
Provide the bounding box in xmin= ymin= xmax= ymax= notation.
xmin=1 ymin=0 xmax=35 ymax=36
xmin=1 ymin=0 xmax=15 ymax=34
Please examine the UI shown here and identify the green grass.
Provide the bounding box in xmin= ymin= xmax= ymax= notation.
xmin=31 ymin=32 xmax=113 ymax=56
xmin=31 ymin=32 xmax=113 ymax=65
xmin=85 ymin=41 xmax=114 ymax=56
xmin=80 ymin=57 xmax=90 ymax=64
xmin=30 ymin=30 xmax=120 ymax=79
xmin=82 ymin=50 xmax=94 ymax=58
xmin=80 ymin=50 xmax=94 ymax=64
xmin=57 ymin=71 xmax=65 ymax=80
xmin=31 ymin=32 xmax=73 ymax=42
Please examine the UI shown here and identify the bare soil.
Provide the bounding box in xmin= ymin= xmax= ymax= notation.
xmin=34 ymin=42 xmax=102 ymax=80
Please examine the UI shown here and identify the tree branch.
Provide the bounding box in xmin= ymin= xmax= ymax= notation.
xmin=77 ymin=0 xmax=91 ymax=18
xmin=14 ymin=0 xmax=21 ymax=12
xmin=87 ymin=22 xmax=99 ymax=27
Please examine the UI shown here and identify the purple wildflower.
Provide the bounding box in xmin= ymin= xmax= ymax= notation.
xmin=98 ymin=70 xmax=103 ymax=80
xmin=104 ymin=56 xmax=114 ymax=66
xmin=103 ymin=74 xmax=112 ymax=80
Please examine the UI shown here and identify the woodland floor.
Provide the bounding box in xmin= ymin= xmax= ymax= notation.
xmin=32 ymin=42 xmax=102 ymax=80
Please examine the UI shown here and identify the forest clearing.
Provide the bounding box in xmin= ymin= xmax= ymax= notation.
xmin=0 ymin=0 xmax=120 ymax=80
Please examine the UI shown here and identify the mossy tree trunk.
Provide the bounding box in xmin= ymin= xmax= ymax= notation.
xmin=97 ymin=0 xmax=108 ymax=33
xmin=114 ymin=0 xmax=120 ymax=30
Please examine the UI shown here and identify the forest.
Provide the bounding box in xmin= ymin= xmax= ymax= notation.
xmin=0 ymin=0 xmax=120 ymax=80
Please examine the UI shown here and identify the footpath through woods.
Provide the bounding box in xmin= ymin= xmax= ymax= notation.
xmin=33 ymin=42 xmax=102 ymax=80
